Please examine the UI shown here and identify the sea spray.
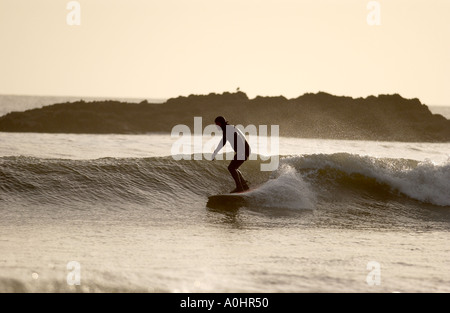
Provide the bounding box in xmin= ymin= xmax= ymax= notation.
xmin=242 ymin=164 xmax=316 ymax=210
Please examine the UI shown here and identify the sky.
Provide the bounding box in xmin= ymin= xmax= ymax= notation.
xmin=0 ymin=0 xmax=449 ymax=105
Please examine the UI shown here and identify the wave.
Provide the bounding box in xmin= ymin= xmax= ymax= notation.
xmin=1 ymin=153 xmax=449 ymax=211
xmin=283 ymin=153 xmax=450 ymax=207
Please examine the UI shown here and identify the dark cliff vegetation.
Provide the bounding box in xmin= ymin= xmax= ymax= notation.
xmin=1 ymin=92 xmax=449 ymax=142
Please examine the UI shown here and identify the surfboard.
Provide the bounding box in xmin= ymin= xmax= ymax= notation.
xmin=206 ymin=193 xmax=247 ymax=209
xmin=206 ymin=186 xmax=259 ymax=209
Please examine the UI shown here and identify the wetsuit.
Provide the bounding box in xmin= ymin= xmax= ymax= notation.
xmin=212 ymin=124 xmax=251 ymax=192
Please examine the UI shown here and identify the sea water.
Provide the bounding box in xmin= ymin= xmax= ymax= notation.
xmin=0 ymin=132 xmax=449 ymax=292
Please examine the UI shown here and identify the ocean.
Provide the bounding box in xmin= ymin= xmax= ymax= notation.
xmin=0 ymin=96 xmax=449 ymax=293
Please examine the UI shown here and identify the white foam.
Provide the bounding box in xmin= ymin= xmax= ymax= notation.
xmin=382 ymin=159 xmax=450 ymax=207
xmin=244 ymin=164 xmax=316 ymax=210
xmin=287 ymin=154 xmax=450 ymax=207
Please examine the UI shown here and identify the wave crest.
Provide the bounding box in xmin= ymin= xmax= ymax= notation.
xmin=1 ymin=153 xmax=449 ymax=209
xmin=282 ymin=153 xmax=450 ymax=207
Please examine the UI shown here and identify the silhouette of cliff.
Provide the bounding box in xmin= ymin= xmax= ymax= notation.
xmin=1 ymin=91 xmax=449 ymax=142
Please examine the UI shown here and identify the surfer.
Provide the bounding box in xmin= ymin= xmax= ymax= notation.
xmin=211 ymin=116 xmax=251 ymax=193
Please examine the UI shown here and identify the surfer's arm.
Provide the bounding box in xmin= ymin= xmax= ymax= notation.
xmin=211 ymin=141 xmax=224 ymax=160
xmin=211 ymin=133 xmax=226 ymax=160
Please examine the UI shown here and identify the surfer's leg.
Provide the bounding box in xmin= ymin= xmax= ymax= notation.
xmin=237 ymin=170 xmax=249 ymax=190
xmin=236 ymin=151 xmax=250 ymax=190
xmin=228 ymin=159 xmax=245 ymax=192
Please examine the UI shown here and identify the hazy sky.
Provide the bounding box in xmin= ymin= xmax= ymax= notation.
xmin=0 ymin=0 xmax=449 ymax=105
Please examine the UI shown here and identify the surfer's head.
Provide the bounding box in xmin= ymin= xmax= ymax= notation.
xmin=214 ymin=116 xmax=228 ymax=129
